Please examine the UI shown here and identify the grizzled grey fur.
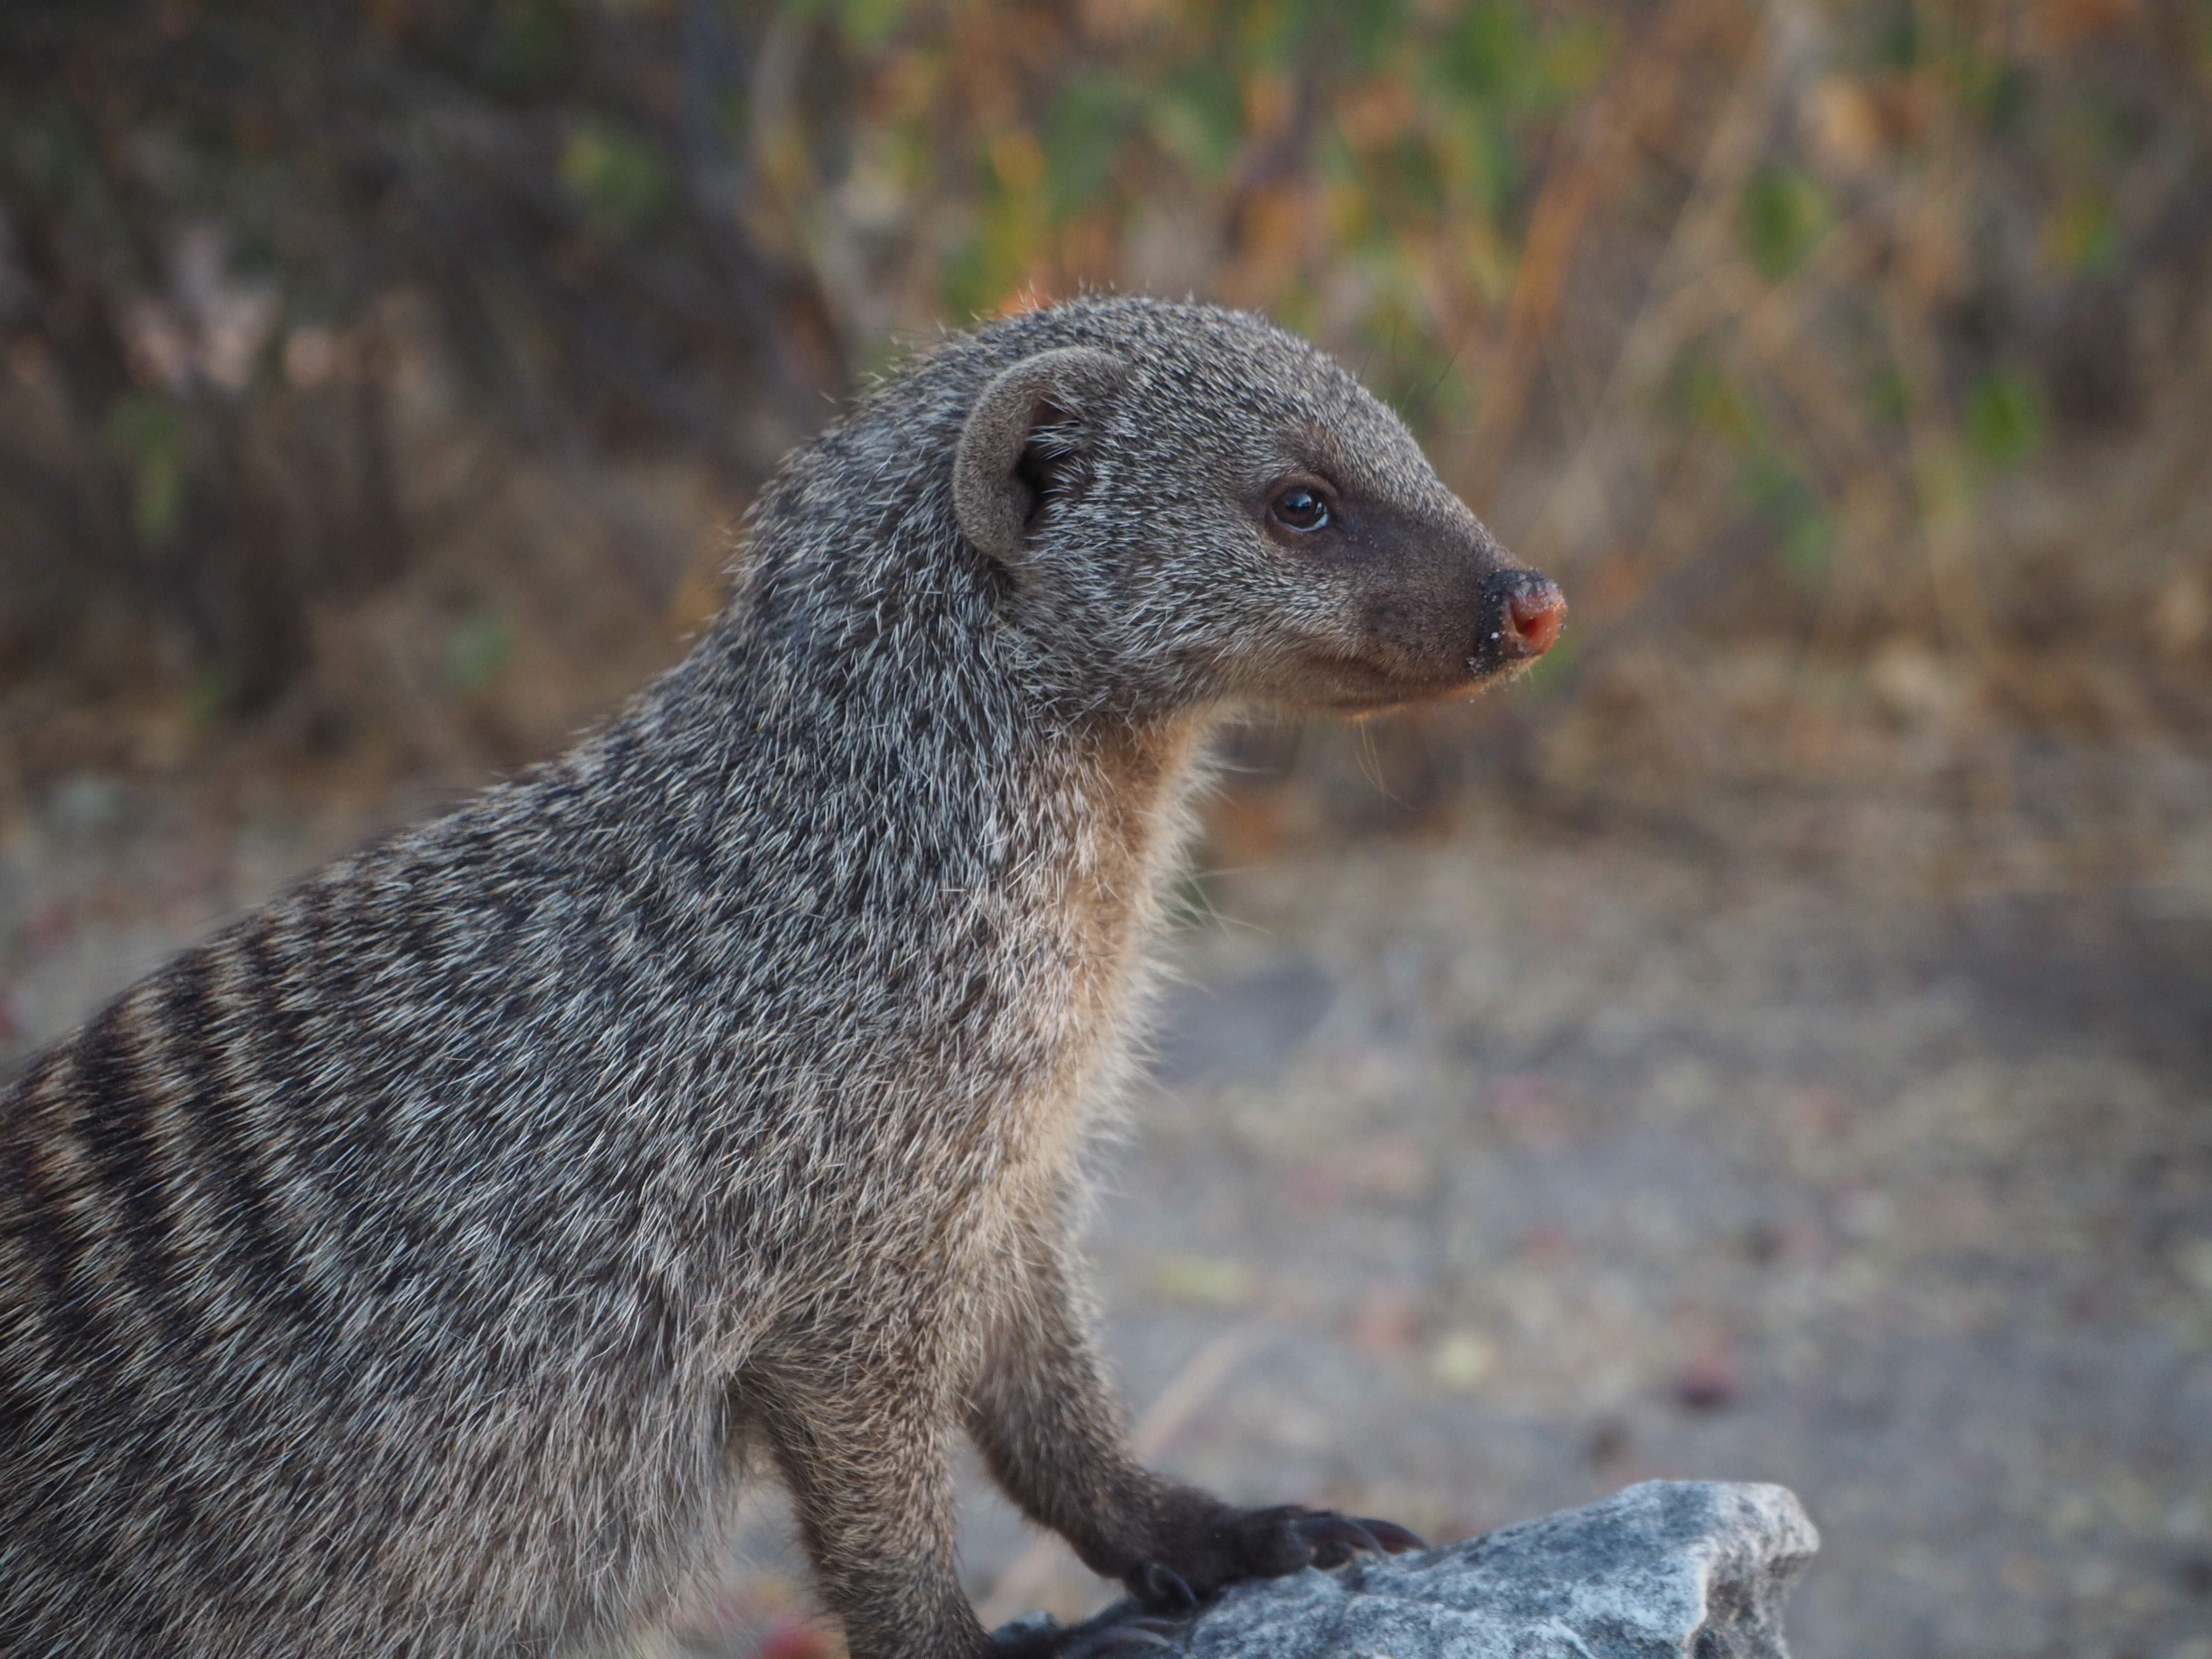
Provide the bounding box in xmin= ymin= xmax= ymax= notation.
xmin=1004 ymin=1481 xmax=1820 ymax=1659
xmin=0 ymin=298 xmax=1562 ymax=1659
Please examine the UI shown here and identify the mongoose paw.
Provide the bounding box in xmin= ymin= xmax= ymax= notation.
xmin=987 ymin=1607 xmax=1185 ymax=1657
xmin=1126 ymin=1501 xmax=1427 ymax=1605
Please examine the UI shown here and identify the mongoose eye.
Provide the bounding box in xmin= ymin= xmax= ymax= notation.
xmin=1270 ymin=485 xmax=1330 ymax=532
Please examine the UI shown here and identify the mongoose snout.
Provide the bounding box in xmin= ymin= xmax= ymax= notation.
xmin=1476 ymin=567 xmax=1568 ymax=673
xmin=2 ymin=297 xmax=1546 ymax=1659
xmin=1261 ymin=493 xmax=1563 ymax=709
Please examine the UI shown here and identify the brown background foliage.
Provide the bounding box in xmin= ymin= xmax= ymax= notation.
xmin=3 ymin=0 xmax=2207 ymax=843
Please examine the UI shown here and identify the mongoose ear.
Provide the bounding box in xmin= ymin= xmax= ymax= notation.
xmin=953 ymin=346 xmax=1129 ymax=565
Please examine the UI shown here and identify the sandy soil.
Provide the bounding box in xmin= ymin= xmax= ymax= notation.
xmin=4 ymin=738 xmax=2209 ymax=1659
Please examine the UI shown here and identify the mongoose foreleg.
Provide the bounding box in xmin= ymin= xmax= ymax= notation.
xmin=964 ymin=1213 xmax=1421 ymax=1634
xmin=756 ymin=1335 xmax=986 ymax=1659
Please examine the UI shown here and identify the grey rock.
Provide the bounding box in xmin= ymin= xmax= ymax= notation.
xmin=1024 ymin=1481 xmax=1818 ymax=1658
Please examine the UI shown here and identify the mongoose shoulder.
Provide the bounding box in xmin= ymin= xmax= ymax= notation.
xmin=0 ymin=296 xmax=1563 ymax=1659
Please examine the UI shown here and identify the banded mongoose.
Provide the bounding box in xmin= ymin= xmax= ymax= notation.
xmin=0 ymin=297 xmax=1565 ymax=1659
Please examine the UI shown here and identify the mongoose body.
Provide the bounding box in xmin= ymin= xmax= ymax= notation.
xmin=0 ymin=298 xmax=1562 ymax=1659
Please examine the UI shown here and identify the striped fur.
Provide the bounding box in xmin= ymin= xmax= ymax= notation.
xmin=0 ymin=299 xmax=1548 ymax=1658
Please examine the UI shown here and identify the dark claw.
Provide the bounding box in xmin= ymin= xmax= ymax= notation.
xmin=1058 ymin=1611 xmax=1185 ymax=1659
xmin=1361 ymin=1517 xmax=1429 ymax=1554
xmin=1139 ymin=1561 xmax=1199 ymax=1609
xmin=992 ymin=1608 xmax=1187 ymax=1659
xmin=1290 ymin=1510 xmax=1429 ymax=1568
xmin=1292 ymin=1512 xmax=1385 ymax=1568
xmin=1077 ymin=1630 xmax=1177 ymax=1656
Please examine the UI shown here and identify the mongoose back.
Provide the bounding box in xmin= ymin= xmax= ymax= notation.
xmin=0 ymin=297 xmax=1564 ymax=1659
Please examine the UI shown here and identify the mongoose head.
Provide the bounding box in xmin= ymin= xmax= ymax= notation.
xmin=946 ymin=299 xmax=1563 ymax=715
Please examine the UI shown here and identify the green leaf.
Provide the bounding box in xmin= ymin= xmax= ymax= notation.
xmin=1955 ymin=52 xmax=2031 ymax=133
xmin=1676 ymin=357 xmax=1754 ymax=442
xmin=1149 ymin=62 xmax=1244 ymax=182
xmin=1743 ymin=455 xmax=1831 ymax=591
xmin=444 ymin=607 xmax=514 ymax=697
xmin=1045 ymin=72 xmax=1131 ymax=221
xmin=831 ymin=0 xmax=908 ymax=49
xmin=1335 ymin=0 xmax=1409 ymax=72
xmin=1874 ymin=2 xmax=1921 ymax=71
xmin=12 ymin=108 xmax=103 ymax=212
xmin=1740 ymin=164 xmax=1832 ymax=282
xmin=2044 ymin=192 xmax=2119 ymax=276
xmin=104 ymin=393 xmax=188 ymax=547
xmin=486 ymin=0 xmax=574 ymax=88
xmin=1777 ymin=514 xmax=1832 ymax=589
xmin=1538 ymin=18 xmax=1615 ymax=100
xmin=1431 ymin=105 xmax=1514 ymax=222
xmin=184 ymin=664 xmax=231 ymax=729
xmin=1965 ymin=369 xmax=2044 ymax=472
xmin=1443 ymin=0 xmax=1529 ymax=101
xmin=1150 ymin=1252 xmax=1254 ymax=1308
xmin=560 ymin=117 xmax=670 ymax=240
xmin=940 ymin=228 xmax=992 ymax=322
xmin=1865 ymin=366 xmax=1913 ymax=426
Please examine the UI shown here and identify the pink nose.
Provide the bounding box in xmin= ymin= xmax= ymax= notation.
xmin=1498 ymin=577 xmax=1565 ymax=659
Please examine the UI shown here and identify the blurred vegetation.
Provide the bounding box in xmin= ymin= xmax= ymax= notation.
xmin=2 ymin=0 xmax=2209 ymax=810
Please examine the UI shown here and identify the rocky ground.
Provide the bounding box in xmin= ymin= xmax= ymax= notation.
xmin=3 ymin=706 xmax=2209 ymax=1659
